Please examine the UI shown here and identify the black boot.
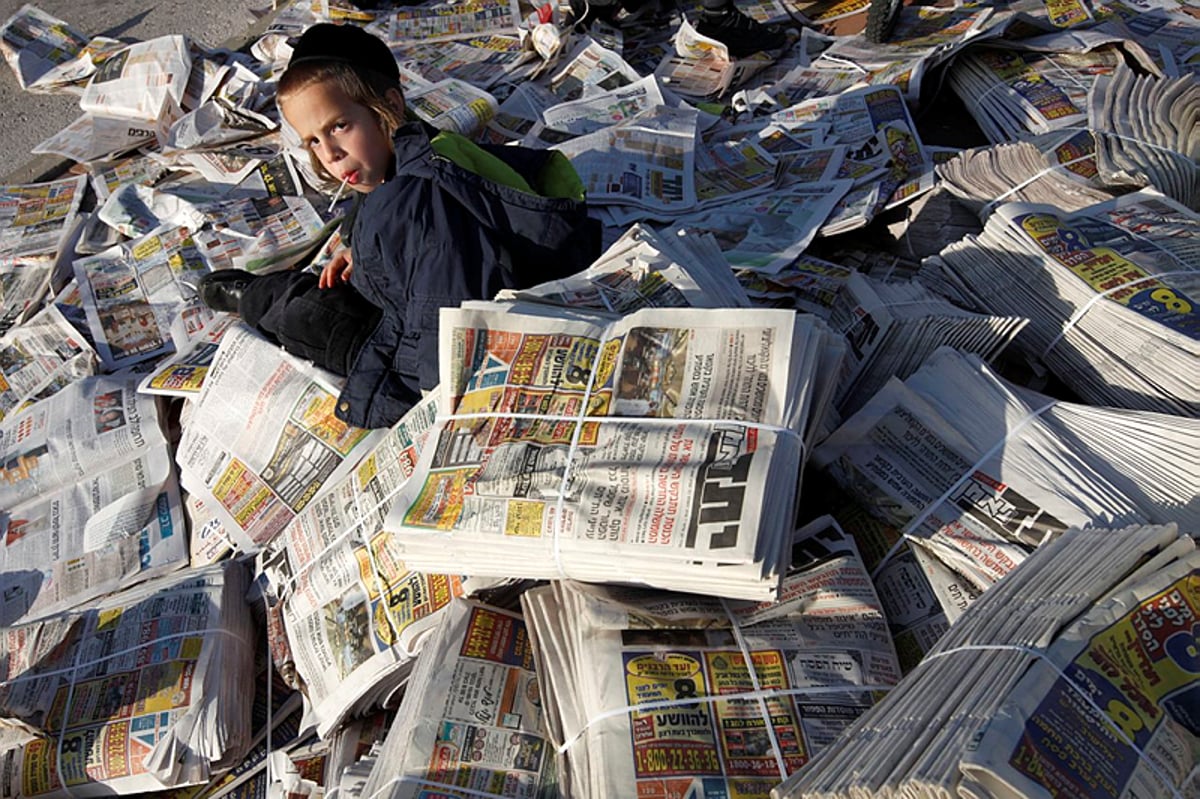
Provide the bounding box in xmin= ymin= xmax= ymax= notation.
xmin=695 ymin=6 xmax=789 ymax=58
xmin=197 ymin=269 xmax=258 ymax=314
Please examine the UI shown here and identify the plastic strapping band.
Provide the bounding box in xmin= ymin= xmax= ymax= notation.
xmin=720 ymin=597 xmax=788 ymax=779
xmin=922 ymin=644 xmax=1184 ymax=799
xmin=363 ymin=773 xmax=512 ymax=799
xmin=1060 ymin=126 xmax=1188 ymax=160
xmin=438 ymin=410 xmax=808 ymax=581
xmin=1039 ymin=269 xmax=1196 ymax=360
xmin=869 ymin=400 xmax=1058 ymax=581
xmin=981 ymin=153 xmax=1095 ymax=216
xmin=54 ymin=644 xmax=86 ymax=799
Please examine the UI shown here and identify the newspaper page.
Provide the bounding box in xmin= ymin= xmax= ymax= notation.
xmin=72 ymin=223 xmax=216 ymax=371
xmin=0 ymin=254 xmax=54 ymax=335
xmin=369 ymin=0 xmax=522 ymax=45
xmin=192 ymin=195 xmax=336 ymax=274
xmin=393 ymin=35 xmax=532 ymax=89
xmin=359 ymin=600 xmax=552 ymax=799
xmin=552 ymin=105 xmax=699 ymax=215
xmin=176 ymin=324 xmax=383 ymax=554
xmin=137 ymin=311 xmax=235 ymax=398
xmin=548 ymin=38 xmax=642 ymax=101
xmin=405 ymin=79 xmax=499 ymax=139
xmin=0 ymin=562 xmax=255 ymax=795
xmin=0 ymin=302 xmax=96 ymax=422
xmin=960 ymin=552 xmax=1200 ymax=799
xmin=520 ymin=518 xmax=900 ymax=799
xmin=0 ymin=174 xmax=88 ymax=260
xmin=0 ymin=373 xmax=187 ymax=626
xmin=733 ymin=253 xmax=854 ymax=316
xmin=382 ymin=303 xmax=833 ymax=599
xmin=0 ymin=4 xmax=89 ymax=92
xmin=523 ymin=74 xmax=666 ymax=146
xmin=31 ymin=113 xmax=158 ymax=164
xmin=257 ymin=395 xmax=472 ymax=736
xmin=79 ymin=35 xmax=191 ymax=122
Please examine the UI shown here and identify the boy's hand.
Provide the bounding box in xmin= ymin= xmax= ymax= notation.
xmin=320 ymin=247 xmax=353 ymax=289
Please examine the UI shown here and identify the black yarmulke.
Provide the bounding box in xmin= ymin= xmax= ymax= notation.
xmin=288 ymin=23 xmax=399 ymax=84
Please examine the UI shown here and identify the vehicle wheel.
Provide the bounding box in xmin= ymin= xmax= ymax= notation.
xmin=864 ymin=0 xmax=903 ymax=43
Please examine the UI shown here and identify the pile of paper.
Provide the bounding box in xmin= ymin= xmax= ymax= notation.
xmin=522 ymin=517 xmax=900 ymax=798
xmin=827 ymin=270 xmax=1027 ymax=416
xmin=922 ymin=189 xmax=1199 ymax=416
xmin=381 ymin=302 xmax=842 ymax=600
xmin=813 ymin=346 xmax=1199 ymax=663
xmin=772 ymin=523 xmax=1197 ymax=799
xmin=0 ymin=560 xmax=256 ymax=795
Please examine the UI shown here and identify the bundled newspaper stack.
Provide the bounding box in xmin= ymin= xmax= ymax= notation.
xmin=771 ymin=523 xmax=1198 ymax=799
xmin=827 ymin=270 xmax=1027 ymax=416
xmin=521 ymin=518 xmax=900 ymax=799
xmin=358 ymin=599 xmax=553 ymax=799
xmin=382 ymin=301 xmax=843 ymax=600
xmin=0 ymin=560 xmax=256 ymax=796
xmin=813 ymin=346 xmax=1199 ymax=663
xmin=921 ymin=189 xmax=1199 ymax=416
xmin=0 ymin=373 xmax=188 ymax=627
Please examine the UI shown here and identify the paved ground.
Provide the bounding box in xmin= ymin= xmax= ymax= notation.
xmin=0 ymin=0 xmax=272 ymax=183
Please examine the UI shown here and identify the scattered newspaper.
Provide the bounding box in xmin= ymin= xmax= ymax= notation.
xmin=79 ymin=35 xmax=192 ymax=122
xmin=368 ymin=0 xmax=523 ymax=44
xmin=0 ymin=254 xmax=55 ymax=335
xmin=0 ymin=4 xmax=90 ymax=93
xmin=522 ymin=517 xmax=900 ymax=798
xmin=0 ymin=175 xmax=88 ymax=260
xmin=772 ymin=523 xmax=1197 ymax=799
xmin=0 ymin=373 xmax=188 ymax=625
xmin=0 ymin=302 xmax=95 ymax=422
xmin=176 ymin=324 xmax=383 ymax=554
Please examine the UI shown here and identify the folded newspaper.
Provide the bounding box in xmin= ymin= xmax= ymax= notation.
xmin=382 ymin=301 xmax=842 ymax=600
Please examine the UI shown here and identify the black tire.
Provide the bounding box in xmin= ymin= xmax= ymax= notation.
xmin=864 ymin=0 xmax=903 ymax=43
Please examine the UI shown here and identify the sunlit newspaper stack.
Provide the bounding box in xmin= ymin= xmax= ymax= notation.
xmin=0 ymin=373 xmax=187 ymax=626
xmin=501 ymin=223 xmax=751 ymax=311
xmin=358 ymin=600 xmax=552 ymax=799
xmin=520 ymin=517 xmax=899 ymax=799
xmin=382 ymin=302 xmax=842 ymax=600
xmin=0 ymin=560 xmax=256 ymax=796
xmin=813 ymin=346 xmax=1198 ymax=661
xmin=772 ymin=523 xmax=1198 ymax=799
xmin=176 ymin=325 xmax=384 ymax=554
xmin=256 ymin=395 xmax=486 ymax=737
xmin=921 ymin=189 xmax=1199 ymax=416
xmin=828 ymin=270 xmax=1027 ymax=416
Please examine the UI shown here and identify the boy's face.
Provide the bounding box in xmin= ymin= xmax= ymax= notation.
xmin=282 ymin=81 xmax=394 ymax=193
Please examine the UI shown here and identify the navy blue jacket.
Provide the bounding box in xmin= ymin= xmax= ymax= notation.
xmin=337 ymin=122 xmax=600 ymax=429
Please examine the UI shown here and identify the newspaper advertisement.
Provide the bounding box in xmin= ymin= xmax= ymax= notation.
xmin=405 ymin=78 xmax=499 ymax=139
xmin=73 ymin=223 xmax=214 ymax=370
xmin=520 ymin=518 xmax=900 ymax=798
xmin=370 ymin=0 xmax=523 ymax=44
xmin=0 ymin=174 xmax=88 ymax=260
xmin=548 ymin=39 xmax=642 ymax=101
xmin=361 ymin=600 xmax=552 ymax=799
xmin=79 ymin=35 xmax=191 ymax=122
xmin=394 ymin=35 xmax=531 ymax=89
xmin=0 ymin=562 xmax=254 ymax=795
xmin=176 ymin=324 xmax=382 ymax=553
xmin=0 ymin=302 xmax=96 ymax=422
xmin=961 ymin=553 xmax=1200 ymax=799
xmin=257 ymin=395 xmax=469 ymax=735
xmin=552 ymin=105 xmax=699 ymax=214
xmin=31 ymin=112 xmax=158 ymax=164
xmin=381 ymin=303 xmax=831 ymax=599
xmin=137 ymin=311 xmax=235 ymax=398
xmin=192 ymin=195 xmax=337 ymax=274
xmin=0 ymin=374 xmax=187 ymax=625
xmin=524 ymin=75 xmax=666 ymax=146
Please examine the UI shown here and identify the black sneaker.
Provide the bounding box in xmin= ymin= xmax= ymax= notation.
xmin=695 ymin=7 xmax=788 ymax=58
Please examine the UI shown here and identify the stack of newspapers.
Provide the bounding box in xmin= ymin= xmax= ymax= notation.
xmin=0 ymin=561 xmax=256 ymax=795
xmin=358 ymin=599 xmax=554 ymax=799
xmin=813 ymin=347 xmax=1199 ymax=659
xmin=521 ymin=518 xmax=900 ymax=798
xmin=772 ymin=523 xmax=1198 ymax=799
xmin=920 ymin=189 xmax=1199 ymax=416
xmin=381 ymin=301 xmax=844 ymax=600
xmin=827 ymin=270 xmax=1027 ymax=416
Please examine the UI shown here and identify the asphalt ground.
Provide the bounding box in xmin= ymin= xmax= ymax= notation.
xmin=0 ymin=0 xmax=271 ymax=184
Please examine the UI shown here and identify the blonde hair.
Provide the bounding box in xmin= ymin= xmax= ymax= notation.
xmin=278 ymin=60 xmax=406 ymax=183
